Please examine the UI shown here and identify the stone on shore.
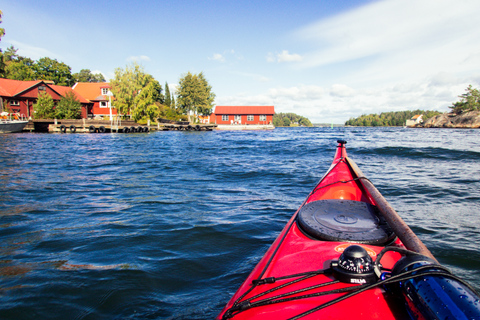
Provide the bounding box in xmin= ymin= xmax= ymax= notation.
xmin=423 ymin=111 xmax=480 ymax=128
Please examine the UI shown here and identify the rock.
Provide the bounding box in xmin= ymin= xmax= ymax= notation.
xmin=423 ymin=111 xmax=480 ymax=128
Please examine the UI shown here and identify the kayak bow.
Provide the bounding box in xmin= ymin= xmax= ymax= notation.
xmin=217 ymin=140 xmax=480 ymax=320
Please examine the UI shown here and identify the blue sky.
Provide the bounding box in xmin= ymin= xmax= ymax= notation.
xmin=2 ymin=0 xmax=480 ymax=123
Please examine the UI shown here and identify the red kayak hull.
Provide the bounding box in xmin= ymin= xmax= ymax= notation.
xmin=217 ymin=142 xmax=408 ymax=319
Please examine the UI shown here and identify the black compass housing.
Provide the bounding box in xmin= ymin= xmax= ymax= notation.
xmin=331 ymin=245 xmax=377 ymax=284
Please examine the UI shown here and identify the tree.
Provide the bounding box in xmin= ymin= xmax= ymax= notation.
xmin=73 ymin=69 xmax=106 ymax=83
xmin=33 ymin=91 xmax=55 ymax=119
xmin=110 ymin=62 xmax=164 ymax=121
xmin=55 ymin=91 xmax=81 ymax=119
xmin=35 ymin=57 xmax=74 ymax=86
xmin=176 ymin=71 xmax=215 ymax=122
xmin=450 ymin=85 xmax=480 ymax=114
xmin=164 ymin=82 xmax=171 ymax=108
xmin=0 ymin=10 xmax=5 ymax=77
xmin=0 ymin=10 xmax=5 ymax=47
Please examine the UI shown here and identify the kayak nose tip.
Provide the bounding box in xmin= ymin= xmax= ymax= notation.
xmin=337 ymin=139 xmax=347 ymax=145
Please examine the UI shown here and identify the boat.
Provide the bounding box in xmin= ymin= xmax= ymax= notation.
xmin=0 ymin=112 xmax=28 ymax=133
xmin=217 ymin=140 xmax=480 ymax=320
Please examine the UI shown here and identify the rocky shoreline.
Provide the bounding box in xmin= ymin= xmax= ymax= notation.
xmin=422 ymin=111 xmax=480 ymax=128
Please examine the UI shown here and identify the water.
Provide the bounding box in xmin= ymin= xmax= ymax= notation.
xmin=0 ymin=127 xmax=479 ymax=319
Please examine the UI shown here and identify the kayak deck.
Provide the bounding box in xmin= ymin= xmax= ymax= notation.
xmin=217 ymin=142 xmax=410 ymax=319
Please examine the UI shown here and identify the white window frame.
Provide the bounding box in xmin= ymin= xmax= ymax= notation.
xmin=101 ymin=88 xmax=109 ymax=95
xmin=247 ymin=115 xmax=254 ymax=121
xmin=10 ymin=100 xmax=20 ymax=106
xmin=259 ymin=115 xmax=267 ymax=121
xmin=100 ymin=101 xmax=108 ymax=108
xmin=222 ymin=115 xmax=229 ymax=121
xmin=234 ymin=115 xmax=242 ymax=121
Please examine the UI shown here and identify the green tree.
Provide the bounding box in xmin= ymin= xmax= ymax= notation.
xmin=0 ymin=10 xmax=4 ymax=43
xmin=72 ymin=69 xmax=106 ymax=83
xmin=35 ymin=57 xmax=74 ymax=86
xmin=110 ymin=62 xmax=163 ymax=121
xmin=282 ymin=117 xmax=291 ymax=126
xmin=176 ymin=71 xmax=215 ymax=122
xmin=33 ymin=91 xmax=55 ymax=119
xmin=450 ymin=85 xmax=480 ymax=114
xmin=5 ymin=56 xmax=36 ymax=81
xmin=0 ymin=10 xmax=6 ymax=77
xmin=164 ymin=82 xmax=171 ymax=108
xmin=55 ymin=91 xmax=81 ymax=119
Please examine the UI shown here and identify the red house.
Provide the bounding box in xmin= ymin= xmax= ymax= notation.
xmin=72 ymin=82 xmax=118 ymax=118
xmin=212 ymin=106 xmax=275 ymax=125
xmin=0 ymin=78 xmax=90 ymax=118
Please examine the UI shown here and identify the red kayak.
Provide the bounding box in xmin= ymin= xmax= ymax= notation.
xmin=217 ymin=140 xmax=480 ymax=320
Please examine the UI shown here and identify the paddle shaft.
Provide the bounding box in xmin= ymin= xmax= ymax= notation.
xmin=345 ymin=157 xmax=437 ymax=262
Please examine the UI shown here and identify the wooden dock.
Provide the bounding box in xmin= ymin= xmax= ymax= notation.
xmin=24 ymin=119 xmax=217 ymax=133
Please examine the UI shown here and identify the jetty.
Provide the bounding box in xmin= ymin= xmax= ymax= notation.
xmin=24 ymin=119 xmax=217 ymax=133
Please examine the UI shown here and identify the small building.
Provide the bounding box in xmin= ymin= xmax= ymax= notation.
xmin=212 ymin=106 xmax=275 ymax=125
xmin=406 ymin=114 xmax=423 ymax=127
xmin=0 ymin=78 xmax=90 ymax=118
xmin=72 ymin=82 xmax=117 ymax=119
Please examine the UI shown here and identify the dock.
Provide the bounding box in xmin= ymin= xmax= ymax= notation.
xmin=24 ymin=119 xmax=217 ymax=133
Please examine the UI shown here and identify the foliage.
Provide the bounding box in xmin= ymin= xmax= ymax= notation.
xmin=0 ymin=11 xmax=5 ymax=77
xmin=110 ymin=62 xmax=164 ymax=122
xmin=33 ymin=91 xmax=55 ymax=119
xmin=164 ymin=82 xmax=171 ymax=108
xmin=1 ymin=45 xmax=100 ymax=85
xmin=449 ymin=85 xmax=480 ymax=114
xmin=176 ymin=71 xmax=215 ymax=122
xmin=55 ymin=91 xmax=81 ymax=119
xmin=35 ymin=57 xmax=74 ymax=86
xmin=273 ymin=113 xmax=313 ymax=127
xmin=345 ymin=110 xmax=442 ymax=126
xmin=73 ymin=69 xmax=106 ymax=83
xmin=0 ymin=10 xmax=4 ymax=43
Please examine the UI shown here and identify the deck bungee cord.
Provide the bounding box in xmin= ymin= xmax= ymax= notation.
xmin=223 ymin=246 xmax=480 ymax=319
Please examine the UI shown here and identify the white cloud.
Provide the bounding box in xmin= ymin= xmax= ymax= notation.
xmin=294 ymin=0 xmax=480 ymax=84
xmin=330 ymin=84 xmax=355 ymax=98
xmin=7 ymin=40 xmax=59 ymax=61
xmin=267 ymin=50 xmax=303 ymax=63
xmin=127 ymin=55 xmax=151 ymax=62
xmin=209 ymin=53 xmax=225 ymax=62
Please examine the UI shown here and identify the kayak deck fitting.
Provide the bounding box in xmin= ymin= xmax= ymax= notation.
xmin=217 ymin=140 xmax=480 ymax=320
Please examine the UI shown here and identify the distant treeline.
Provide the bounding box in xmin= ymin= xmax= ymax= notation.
xmin=345 ymin=110 xmax=442 ymax=127
xmin=273 ymin=112 xmax=313 ymax=127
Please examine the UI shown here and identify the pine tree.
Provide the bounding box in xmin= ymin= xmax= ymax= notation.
xmin=165 ymin=82 xmax=171 ymax=108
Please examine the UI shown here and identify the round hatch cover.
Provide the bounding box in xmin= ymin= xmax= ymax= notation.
xmin=297 ymin=199 xmax=395 ymax=245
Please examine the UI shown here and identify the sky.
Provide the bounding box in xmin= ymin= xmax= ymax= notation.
xmin=2 ymin=0 xmax=480 ymax=124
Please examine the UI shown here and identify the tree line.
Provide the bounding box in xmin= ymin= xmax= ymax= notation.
xmin=0 ymin=10 xmax=215 ymax=122
xmin=450 ymin=85 xmax=480 ymax=114
xmin=345 ymin=110 xmax=442 ymax=127
xmin=273 ymin=112 xmax=313 ymax=127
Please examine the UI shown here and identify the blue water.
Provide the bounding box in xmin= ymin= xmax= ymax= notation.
xmin=1 ymin=127 xmax=479 ymax=319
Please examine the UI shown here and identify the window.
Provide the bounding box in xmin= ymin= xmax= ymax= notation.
xmin=101 ymin=88 xmax=109 ymax=95
xmin=222 ymin=115 xmax=229 ymax=121
xmin=38 ymin=86 xmax=46 ymax=91
xmin=100 ymin=101 xmax=108 ymax=108
xmin=259 ymin=115 xmax=267 ymax=121
xmin=234 ymin=115 xmax=241 ymax=121
xmin=10 ymin=100 xmax=20 ymax=106
xmin=247 ymin=115 xmax=254 ymax=121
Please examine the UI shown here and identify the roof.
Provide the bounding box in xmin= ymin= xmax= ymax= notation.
xmin=0 ymin=78 xmax=45 ymax=97
xmin=0 ymin=78 xmax=89 ymax=103
xmin=412 ymin=114 xmax=422 ymax=120
xmin=214 ymin=106 xmax=275 ymax=115
xmin=72 ymin=82 xmax=110 ymax=101
xmin=50 ymin=84 xmax=90 ymax=104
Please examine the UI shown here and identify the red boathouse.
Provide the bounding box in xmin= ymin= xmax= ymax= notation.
xmin=212 ymin=106 xmax=275 ymax=125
